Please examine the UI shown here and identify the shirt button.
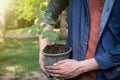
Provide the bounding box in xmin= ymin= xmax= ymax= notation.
xmin=107 ymin=7 xmax=110 ymax=12
xmin=86 ymin=22 xmax=89 ymax=27
xmin=84 ymin=41 xmax=87 ymax=45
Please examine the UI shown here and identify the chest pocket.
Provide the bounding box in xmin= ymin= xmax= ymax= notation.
xmin=101 ymin=0 xmax=120 ymax=50
xmin=107 ymin=0 xmax=120 ymax=42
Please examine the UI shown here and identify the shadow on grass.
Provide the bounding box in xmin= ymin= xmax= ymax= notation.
xmin=0 ymin=38 xmax=40 ymax=75
xmin=0 ymin=38 xmax=65 ymax=80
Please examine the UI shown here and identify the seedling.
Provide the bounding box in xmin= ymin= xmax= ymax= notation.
xmin=21 ymin=3 xmax=59 ymax=44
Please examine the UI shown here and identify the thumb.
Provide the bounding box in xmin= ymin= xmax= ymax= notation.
xmin=54 ymin=59 xmax=67 ymax=65
xmin=40 ymin=65 xmax=50 ymax=77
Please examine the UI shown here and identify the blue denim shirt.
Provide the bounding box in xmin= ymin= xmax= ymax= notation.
xmin=44 ymin=0 xmax=120 ymax=80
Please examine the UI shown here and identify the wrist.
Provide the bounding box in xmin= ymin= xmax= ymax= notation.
xmin=78 ymin=58 xmax=100 ymax=73
xmin=39 ymin=53 xmax=45 ymax=64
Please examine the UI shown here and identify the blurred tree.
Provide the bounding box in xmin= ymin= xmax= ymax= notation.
xmin=0 ymin=0 xmax=12 ymax=42
xmin=0 ymin=10 xmax=5 ymax=42
xmin=5 ymin=0 xmax=49 ymax=29
xmin=12 ymin=0 xmax=49 ymax=21
xmin=0 ymin=0 xmax=50 ymax=42
xmin=59 ymin=11 xmax=67 ymax=38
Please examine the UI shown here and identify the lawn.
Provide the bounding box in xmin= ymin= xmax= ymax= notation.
xmin=0 ymin=37 xmax=66 ymax=80
xmin=0 ymin=38 xmax=40 ymax=79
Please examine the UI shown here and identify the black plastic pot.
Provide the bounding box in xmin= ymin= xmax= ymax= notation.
xmin=43 ymin=47 xmax=72 ymax=66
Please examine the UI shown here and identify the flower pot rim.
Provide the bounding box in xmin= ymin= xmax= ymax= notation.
xmin=42 ymin=47 xmax=72 ymax=56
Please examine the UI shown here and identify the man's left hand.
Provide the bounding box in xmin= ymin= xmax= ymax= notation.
xmin=45 ymin=59 xmax=84 ymax=79
xmin=45 ymin=58 xmax=100 ymax=79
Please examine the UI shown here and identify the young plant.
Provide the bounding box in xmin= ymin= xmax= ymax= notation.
xmin=21 ymin=3 xmax=59 ymax=44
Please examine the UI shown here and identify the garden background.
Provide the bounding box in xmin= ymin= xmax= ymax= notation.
xmin=0 ymin=0 xmax=67 ymax=80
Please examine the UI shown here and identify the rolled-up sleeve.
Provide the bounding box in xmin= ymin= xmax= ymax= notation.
xmin=95 ymin=44 xmax=120 ymax=69
xmin=95 ymin=44 xmax=120 ymax=79
xmin=42 ymin=0 xmax=69 ymax=25
xmin=95 ymin=51 xmax=113 ymax=69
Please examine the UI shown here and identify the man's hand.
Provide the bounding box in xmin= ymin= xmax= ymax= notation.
xmin=39 ymin=24 xmax=53 ymax=77
xmin=45 ymin=58 xmax=100 ymax=79
xmin=45 ymin=59 xmax=83 ymax=79
xmin=40 ymin=54 xmax=50 ymax=77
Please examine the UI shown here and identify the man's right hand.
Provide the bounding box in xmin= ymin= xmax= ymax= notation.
xmin=39 ymin=24 xmax=53 ymax=77
xmin=40 ymin=54 xmax=50 ymax=77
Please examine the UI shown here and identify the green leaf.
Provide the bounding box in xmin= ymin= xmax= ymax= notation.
xmin=49 ymin=32 xmax=59 ymax=42
xmin=40 ymin=24 xmax=47 ymax=29
xmin=31 ymin=29 xmax=38 ymax=37
xmin=41 ymin=7 xmax=47 ymax=11
xmin=21 ymin=27 xmax=30 ymax=34
xmin=37 ymin=18 xmax=43 ymax=23
xmin=47 ymin=20 xmax=56 ymax=24
xmin=42 ymin=30 xmax=59 ymax=43
xmin=45 ymin=13 xmax=52 ymax=18
xmin=30 ymin=25 xmax=38 ymax=37
xmin=42 ymin=30 xmax=50 ymax=39
xmin=31 ymin=25 xmax=37 ymax=30
xmin=38 ymin=29 xmax=43 ymax=35
xmin=32 ymin=11 xmax=40 ymax=17
xmin=41 ymin=11 xmax=46 ymax=15
xmin=32 ymin=3 xmax=40 ymax=9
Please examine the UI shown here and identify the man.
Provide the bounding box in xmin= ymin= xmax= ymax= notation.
xmin=39 ymin=0 xmax=120 ymax=80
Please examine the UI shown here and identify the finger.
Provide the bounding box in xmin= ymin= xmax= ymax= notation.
xmin=55 ymin=59 xmax=70 ymax=65
xmin=49 ymin=73 xmax=62 ymax=78
xmin=46 ymin=68 xmax=61 ymax=74
xmin=54 ymin=60 xmax=66 ymax=65
xmin=45 ymin=66 xmax=60 ymax=70
xmin=40 ymin=66 xmax=50 ymax=77
xmin=42 ymin=70 xmax=50 ymax=77
xmin=57 ymin=78 xmax=64 ymax=80
xmin=59 ymin=78 xmax=64 ymax=80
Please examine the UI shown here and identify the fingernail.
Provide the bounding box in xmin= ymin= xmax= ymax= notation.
xmin=45 ymin=66 xmax=52 ymax=68
xmin=45 ymin=66 xmax=49 ymax=68
xmin=53 ymin=63 xmax=56 ymax=65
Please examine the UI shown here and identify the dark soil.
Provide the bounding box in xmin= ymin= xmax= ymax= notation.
xmin=43 ymin=44 xmax=70 ymax=54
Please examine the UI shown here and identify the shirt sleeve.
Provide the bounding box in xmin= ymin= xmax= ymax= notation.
xmin=95 ymin=44 xmax=120 ymax=79
xmin=95 ymin=44 xmax=120 ymax=69
xmin=42 ymin=0 xmax=69 ymax=25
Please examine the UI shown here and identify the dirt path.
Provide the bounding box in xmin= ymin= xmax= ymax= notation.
xmin=5 ymin=32 xmax=32 ymax=39
xmin=0 ymin=71 xmax=48 ymax=80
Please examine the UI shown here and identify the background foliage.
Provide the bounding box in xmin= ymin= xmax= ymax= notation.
xmin=0 ymin=0 xmax=67 ymax=79
xmin=4 ymin=0 xmax=49 ymax=29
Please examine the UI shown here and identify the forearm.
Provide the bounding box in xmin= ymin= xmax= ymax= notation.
xmin=45 ymin=58 xmax=100 ymax=79
xmin=46 ymin=0 xmax=69 ymax=21
xmin=78 ymin=58 xmax=100 ymax=74
xmin=39 ymin=25 xmax=53 ymax=64
xmin=42 ymin=0 xmax=68 ymax=25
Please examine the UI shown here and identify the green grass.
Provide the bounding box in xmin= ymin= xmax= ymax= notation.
xmin=0 ymin=38 xmax=40 ymax=75
xmin=0 ymin=37 xmax=66 ymax=78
